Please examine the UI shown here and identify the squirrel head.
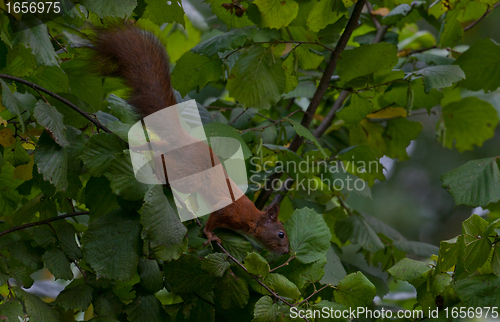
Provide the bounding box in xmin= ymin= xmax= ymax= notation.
xmin=254 ymin=204 xmax=289 ymax=255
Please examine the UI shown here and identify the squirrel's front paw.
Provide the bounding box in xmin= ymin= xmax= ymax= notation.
xmin=203 ymin=234 xmax=222 ymax=246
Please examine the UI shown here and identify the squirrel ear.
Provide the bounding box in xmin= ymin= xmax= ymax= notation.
xmin=266 ymin=204 xmax=280 ymax=222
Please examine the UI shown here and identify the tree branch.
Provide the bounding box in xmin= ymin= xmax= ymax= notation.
xmin=0 ymin=211 xmax=89 ymax=238
xmin=214 ymin=241 xmax=312 ymax=321
xmin=464 ymin=1 xmax=500 ymax=31
xmin=313 ymin=89 xmax=350 ymax=138
xmin=0 ymin=74 xmax=113 ymax=134
xmin=255 ymin=0 xmax=367 ymax=209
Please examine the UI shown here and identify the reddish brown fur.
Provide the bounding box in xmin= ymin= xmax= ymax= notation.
xmin=90 ymin=24 xmax=289 ymax=255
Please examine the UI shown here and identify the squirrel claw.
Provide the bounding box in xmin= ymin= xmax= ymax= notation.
xmin=203 ymin=234 xmax=222 ymax=246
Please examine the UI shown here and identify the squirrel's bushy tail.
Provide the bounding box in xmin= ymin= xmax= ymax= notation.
xmin=91 ymin=24 xmax=177 ymax=116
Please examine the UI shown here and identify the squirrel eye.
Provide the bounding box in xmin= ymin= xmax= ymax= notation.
xmin=278 ymin=231 xmax=285 ymax=239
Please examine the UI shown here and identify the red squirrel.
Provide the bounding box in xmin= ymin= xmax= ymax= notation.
xmin=90 ymin=24 xmax=289 ymax=255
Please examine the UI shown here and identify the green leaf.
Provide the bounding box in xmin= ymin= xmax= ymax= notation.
xmin=454 ymin=274 xmax=500 ymax=307
xmin=138 ymin=258 xmax=163 ymax=293
xmin=104 ymin=151 xmax=150 ymax=201
xmin=192 ymin=26 xmax=257 ymax=57
xmin=244 ymin=252 xmax=270 ymax=278
xmin=53 ymin=220 xmax=82 ymax=261
xmin=34 ymin=101 xmax=69 ymax=147
xmin=217 ymin=230 xmax=254 ymax=262
xmin=85 ymin=176 xmax=120 ymax=219
xmin=384 ymin=118 xmax=422 ymax=161
xmin=139 ymin=186 xmax=187 ymax=261
xmin=81 ymin=133 xmax=127 ymax=177
xmin=12 ymin=192 xmax=42 ymax=226
xmin=413 ymin=65 xmax=465 ymax=93
xmin=29 ymin=66 xmax=70 ymax=94
xmin=143 ymin=0 xmax=185 ymax=27
xmin=42 ymin=248 xmax=74 ymax=280
xmin=392 ymin=240 xmax=439 ymax=258
xmin=438 ymin=97 xmax=499 ymax=152
xmin=62 ymin=60 xmax=104 ymax=109
xmin=436 ymin=239 xmax=460 ymax=273
xmin=0 ymin=79 xmax=26 ymax=133
xmin=201 ymin=253 xmax=230 ymax=277
xmin=210 ymin=0 xmax=254 ymax=29
xmin=253 ymin=296 xmax=279 ymax=322
xmin=464 ymin=237 xmax=492 ymax=273
xmin=382 ymin=4 xmax=411 ymax=25
xmin=11 ymin=266 xmax=34 ymax=288
xmin=337 ymin=43 xmax=398 ymax=85
xmin=439 ymin=10 xmax=463 ymax=48
xmin=171 ymin=52 xmax=222 ymax=96
xmin=32 ymin=226 xmax=57 ymax=248
xmin=125 ymin=294 xmax=170 ymax=322
xmin=0 ymin=300 xmax=25 ymax=322
xmin=54 ymin=283 xmax=93 ymax=311
xmin=263 ymin=273 xmax=300 ymax=299
xmin=431 ymin=273 xmax=452 ymax=296
xmin=388 ymin=258 xmax=432 ymax=287
xmin=284 ymin=207 xmax=332 ymax=264
xmin=254 ymin=0 xmax=299 ymax=29
xmin=81 ymin=0 xmax=137 ymax=18
xmin=381 ymin=78 xmax=443 ymax=112
xmin=82 ymin=209 xmax=141 ymax=281
xmin=11 ymin=16 xmax=58 ymax=67
xmin=454 ymin=38 xmax=500 ymax=92
xmin=463 ymin=214 xmax=489 ymax=237
xmin=226 ymin=47 xmax=286 ymax=110
xmin=337 ymin=94 xmax=372 ymax=125
xmin=278 ymin=257 xmax=326 ymax=289
xmin=336 ymin=215 xmax=385 ymax=252
xmin=320 ymin=246 xmax=346 ymax=286
xmin=337 ymin=145 xmax=385 ymax=186
xmin=34 ymin=132 xmax=68 ymax=192
xmin=307 ymin=0 xmax=347 ymax=32
xmin=442 ymin=157 xmax=500 ymax=207
xmin=284 ymin=118 xmax=327 ymax=158
xmin=492 ymin=244 xmax=500 ymax=278
xmin=334 ymin=272 xmax=376 ymax=308
xmin=164 ymin=255 xmax=215 ymax=294
xmin=215 ymin=271 xmax=250 ymax=309
xmin=92 ymin=291 xmax=123 ymax=318
xmin=16 ymin=288 xmax=60 ymax=322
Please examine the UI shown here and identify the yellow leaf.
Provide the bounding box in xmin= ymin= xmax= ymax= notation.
xmin=367 ymin=107 xmax=407 ymax=120
xmin=22 ymin=141 xmax=36 ymax=150
xmin=0 ymin=116 xmax=7 ymax=127
xmin=0 ymin=128 xmax=15 ymax=147
xmin=13 ymin=160 xmax=34 ymax=181
xmin=371 ymin=8 xmax=390 ymax=16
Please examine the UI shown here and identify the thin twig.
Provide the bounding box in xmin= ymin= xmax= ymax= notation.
xmin=0 ymin=74 xmax=114 ymax=134
xmin=48 ymin=28 xmax=68 ymax=53
xmin=464 ymin=2 xmax=500 ymax=31
xmin=293 ymin=284 xmax=331 ymax=306
xmin=313 ymin=90 xmax=350 ymax=138
xmin=256 ymin=113 xmax=275 ymax=123
xmin=240 ymin=109 xmax=302 ymax=133
xmin=254 ymin=41 xmax=334 ymax=53
xmin=408 ymin=45 xmax=437 ymax=55
xmin=228 ymin=108 xmax=247 ymax=125
xmin=269 ymin=254 xmax=296 ymax=273
xmin=255 ymin=0 xmax=367 ymax=209
xmin=0 ymin=211 xmax=89 ymax=238
xmin=215 ymin=242 xmax=298 ymax=309
xmin=337 ymin=197 xmax=353 ymax=217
